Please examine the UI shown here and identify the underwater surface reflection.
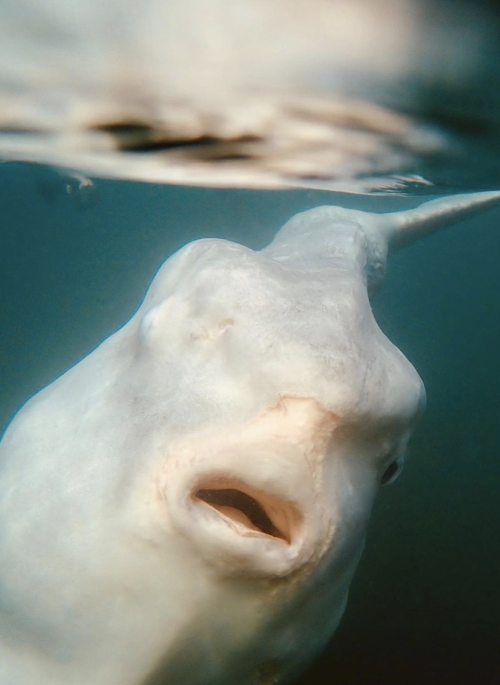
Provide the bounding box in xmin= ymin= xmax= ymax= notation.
xmin=2 ymin=0 xmax=500 ymax=193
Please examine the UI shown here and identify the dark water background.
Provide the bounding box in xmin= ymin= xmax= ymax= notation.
xmin=0 ymin=164 xmax=499 ymax=684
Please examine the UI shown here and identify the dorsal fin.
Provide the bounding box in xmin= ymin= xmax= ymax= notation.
xmin=378 ymin=191 xmax=500 ymax=252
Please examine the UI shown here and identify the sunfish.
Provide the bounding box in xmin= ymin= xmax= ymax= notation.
xmin=0 ymin=191 xmax=499 ymax=685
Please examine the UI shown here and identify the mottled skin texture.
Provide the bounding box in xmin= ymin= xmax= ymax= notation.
xmin=0 ymin=192 xmax=498 ymax=685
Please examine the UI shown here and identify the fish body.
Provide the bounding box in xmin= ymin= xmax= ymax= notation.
xmin=0 ymin=192 xmax=498 ymax=684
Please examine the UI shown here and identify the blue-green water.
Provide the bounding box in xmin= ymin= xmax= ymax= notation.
xmin=0 ymin=166 xmax=499 ymax=684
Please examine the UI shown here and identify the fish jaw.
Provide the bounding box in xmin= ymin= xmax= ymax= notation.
xmin=143 ymin=396 xmax=376 ymax=684
xmin=159 ymin=396 xmax=378 ymax=582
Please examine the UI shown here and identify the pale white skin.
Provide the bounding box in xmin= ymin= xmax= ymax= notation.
xmin=0 ymin=192 xmax=498 ymax=685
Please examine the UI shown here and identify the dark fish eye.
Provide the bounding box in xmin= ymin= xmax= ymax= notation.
xmin=381 ymin=460 xmax=400 ymax=485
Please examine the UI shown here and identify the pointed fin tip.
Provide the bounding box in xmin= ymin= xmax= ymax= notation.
xmin=379 ymin=190 xmax=500 ymax=251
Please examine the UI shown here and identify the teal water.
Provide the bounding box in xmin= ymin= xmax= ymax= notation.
xmin=0 ymin=166 xmax=499 ymax=684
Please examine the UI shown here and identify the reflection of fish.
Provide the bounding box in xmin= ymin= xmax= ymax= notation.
xmin=0 ymin=0 xmax=499 ymax=190
xmin=0 ymin=191 xmax=498 ymax=685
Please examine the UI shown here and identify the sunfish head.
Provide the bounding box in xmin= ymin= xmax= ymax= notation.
xmin=0 ymin=192 xmax=498 ymax=685
xmin=137 ymin=233 xmax=424 ymax=683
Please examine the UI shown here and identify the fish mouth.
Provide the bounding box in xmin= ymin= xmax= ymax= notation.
xmin=191 ymin=477 xmax=301 ymax=545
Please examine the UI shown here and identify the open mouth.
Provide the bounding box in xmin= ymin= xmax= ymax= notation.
xmin=192 ymin=478 xmax=300 ymax=544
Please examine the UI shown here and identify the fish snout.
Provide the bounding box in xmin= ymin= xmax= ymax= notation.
xmin=192 ymin=477 xmax=298 ymax=545
xmin=162 ymin=437 xmax=331 ymax=578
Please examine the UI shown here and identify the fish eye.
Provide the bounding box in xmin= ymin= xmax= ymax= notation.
xmin=380 ymin=460 xmax=400 ymax=485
